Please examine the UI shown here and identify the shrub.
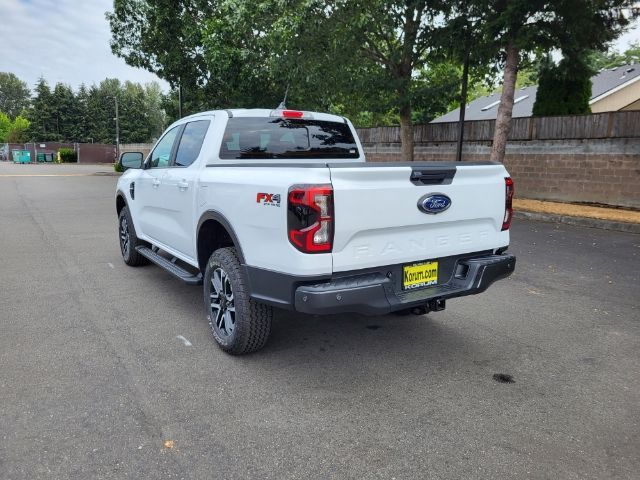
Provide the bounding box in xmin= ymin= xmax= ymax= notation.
xmin=58 ymin=148 xmax=77 ymax=163
xmin=114 ymin=161 xmax=123 ymax=172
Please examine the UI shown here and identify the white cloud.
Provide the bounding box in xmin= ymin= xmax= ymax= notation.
xmin=0 ymin=0 xmax=170 ymax=91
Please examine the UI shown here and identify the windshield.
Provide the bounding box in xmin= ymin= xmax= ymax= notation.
xmin=219 ymin=117 xmax=359 ymax=160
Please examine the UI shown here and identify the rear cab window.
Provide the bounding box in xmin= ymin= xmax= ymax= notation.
xmin=174 ymin=120 xmax=210 ymax=167
xmin=219 ymin=117 xmax=360 ymax=160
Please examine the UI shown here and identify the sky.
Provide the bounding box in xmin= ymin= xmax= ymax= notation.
xmin=0 ymin=0 xmax=170 ymax=91
xmin=0 ymin=0 xmax=639 ymax=94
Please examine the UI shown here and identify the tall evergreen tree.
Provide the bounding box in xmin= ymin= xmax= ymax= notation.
xmin=75 ymin=84 xmax=90 ymax=142
xmin=28 ymin=78 xmax=56 ymax=141
xmin=144 ymin=82 xmax=166 ymax=140
xmin=533 ymin=56 xmax=593 ymax=116
xmin=51 ymin=83 xmax=77 ymax=141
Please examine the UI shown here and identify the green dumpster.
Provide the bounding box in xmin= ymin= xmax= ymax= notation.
xmin=35 ymin=152 xmax=54 ymax=162
xmin=12 ymin=150 xmax=31 ymax=164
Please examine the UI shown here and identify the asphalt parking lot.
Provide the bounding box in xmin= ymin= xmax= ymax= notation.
xmin=1 ymin=162 xmax=639 ymax=480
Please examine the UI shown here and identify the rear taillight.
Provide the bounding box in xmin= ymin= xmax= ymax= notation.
xmin=288 ymin=184 xmax=334 ymax=253
xmin=502 ymin=177 xmax=514 ymax=231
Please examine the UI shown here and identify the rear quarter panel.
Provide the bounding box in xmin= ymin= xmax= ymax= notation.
xmin=197 ymin=165 xmax=334 ymax=276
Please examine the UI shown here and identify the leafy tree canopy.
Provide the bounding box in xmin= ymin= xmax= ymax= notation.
xmin=108 ymin=0 xmax=638 ymax=162
xmin=589 ymin=41 xmax=640 ymax=70
xmin=0 ymin=112 xmax=11 ymax=142
xmin=0 ymin=111 xmax=30 ymax=143
xmin=0 ymin=72 xmax=31 ymax=120
xmin=7 ymin=116 xmax=31 ymax=143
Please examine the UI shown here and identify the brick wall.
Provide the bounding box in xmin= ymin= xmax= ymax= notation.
xmin=363 ymin=138 xmax=640 ymax=209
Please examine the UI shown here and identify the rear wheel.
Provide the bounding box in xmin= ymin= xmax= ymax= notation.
xmin=118 ymin=207 xmax=148 ymax=266
xmin=204 ymin=247 xmax=272 ymax=354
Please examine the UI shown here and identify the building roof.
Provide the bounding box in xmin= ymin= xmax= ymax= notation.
xmin=431 ymin=64 xmax=640 ymax=123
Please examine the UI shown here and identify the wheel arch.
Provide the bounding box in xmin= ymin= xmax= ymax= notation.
xmin=196 ymin=210 xmax=246 ymax=272
xmin=116 ymin=191 xmax=128 ymax=216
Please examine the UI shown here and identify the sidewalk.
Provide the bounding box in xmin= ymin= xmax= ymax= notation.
xmin=514 ymin=198 xmax=640 ymax=234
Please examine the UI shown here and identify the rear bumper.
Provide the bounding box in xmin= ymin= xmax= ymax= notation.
xmin=245 ymin=252 xmax=515 ymax=316
xmin=294 ymin=254 xmax=515 ymax=315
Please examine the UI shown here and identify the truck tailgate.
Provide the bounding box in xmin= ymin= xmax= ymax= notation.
xmin=329 ymin=163 xmax=510 ymax=272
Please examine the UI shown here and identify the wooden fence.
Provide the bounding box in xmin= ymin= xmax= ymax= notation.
xmin=356 ymin=111 xmax=640 ymax=144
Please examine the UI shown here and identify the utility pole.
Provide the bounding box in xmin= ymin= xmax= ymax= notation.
xmin=456 ymin=48 xmax=470 ymax=163
xmin=178 ymin=79 xmax=183 ymax=119
xmin=113 ymin=96 xmax=120 ymax=161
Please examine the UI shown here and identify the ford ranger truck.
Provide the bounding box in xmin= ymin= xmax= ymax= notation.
xmin=115 ymin=109 xmax=516 ymax=355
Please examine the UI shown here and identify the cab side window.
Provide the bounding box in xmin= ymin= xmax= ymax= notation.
xmin=150 ymin=125 xmax=181 ymax=168
xmin=174 ymin=120 xmax=210 ymax=167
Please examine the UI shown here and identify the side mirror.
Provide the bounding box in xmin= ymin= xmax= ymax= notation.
xmin=119 ymin=152 xmax=144 ymax=171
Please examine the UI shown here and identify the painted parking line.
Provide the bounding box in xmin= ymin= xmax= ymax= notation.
xmin=176 ymin=335 xmax=193 ymax=347
xmin=0 ymin=173 xmax=95 ymax=177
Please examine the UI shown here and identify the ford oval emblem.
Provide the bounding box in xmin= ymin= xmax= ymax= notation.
xmin=418 ymin=194 xmax=451 ymax=214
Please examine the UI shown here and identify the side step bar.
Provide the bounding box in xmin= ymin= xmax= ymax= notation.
xmin=135 ymin=246 xmax=202 ymax=285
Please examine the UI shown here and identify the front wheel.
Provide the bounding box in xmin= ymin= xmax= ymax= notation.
xmin=118 ymin=207 xmax=148 ymax=266
xmin=204 ymin=247 xmax=273 ymax=354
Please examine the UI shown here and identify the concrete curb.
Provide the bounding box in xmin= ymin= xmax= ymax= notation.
xmin=515 ymin=211 xmax=640 ymax=234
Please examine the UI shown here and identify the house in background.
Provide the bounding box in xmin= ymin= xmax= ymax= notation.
xmin=431 ymin=64 xmax=640 ymax=123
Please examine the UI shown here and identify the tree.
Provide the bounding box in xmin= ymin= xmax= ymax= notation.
xmin=308 ymin=0 xmax=454 ymax=160
xmin=480 ymin=0 xmax=637 ymax=162
xmin=144 ymin=82 xmax=167 ymax=140
xmin=51 ymin=83 xmax=78 ymax=141
xmin=107 ymin=0 xmax=213 ymax=96
xmin=205 ymin=0 xmax=462 ymax=159
xmin=0 ymin=72 xmax=30 ymax=119
xmin=589 ymin=41 xmax=640 ymax=70
xmin=0 ymin=112 xmax=30 ymax=143
xmin=28 ymin=78 xmax=56 ymax=141
xmin=23 ymin=75 xmax=166 ymax=144
xmin=533 ymin=56 xmax=593 ymax=116
xmin=0 ymin=111 xmax=11 ymax=142
xmin=7 ymin=116 xmax=30 ymax=143
xmin=108 ymin=0 xmax=463 ymax=159
xmin=75 ymin=84 xmax=90 ymax=142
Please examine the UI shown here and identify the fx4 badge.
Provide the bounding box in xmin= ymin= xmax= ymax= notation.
xmin=256 ymin=192 xmax=281 ymax=207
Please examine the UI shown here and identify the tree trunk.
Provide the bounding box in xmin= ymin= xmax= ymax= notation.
xmin=491 ymin=41 xmax=519 ymax=162
xmin=399 ymin=103 xmax=414 ymax=161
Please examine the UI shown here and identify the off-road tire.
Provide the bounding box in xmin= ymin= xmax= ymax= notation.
xmin=204 ymin=247 xmax=273 ymax=354
xmin=118 ymin=207 xmax=149 ymax=266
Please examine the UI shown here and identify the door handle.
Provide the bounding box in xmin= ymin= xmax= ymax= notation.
xmin=152 ymin=178 xmax=161 ymax=188
xmin=177 ymin=180 xmax=189 ymax=191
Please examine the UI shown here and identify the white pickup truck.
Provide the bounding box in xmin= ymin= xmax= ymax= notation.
xmin=116 ymin=108 xmax=516 ymax=354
